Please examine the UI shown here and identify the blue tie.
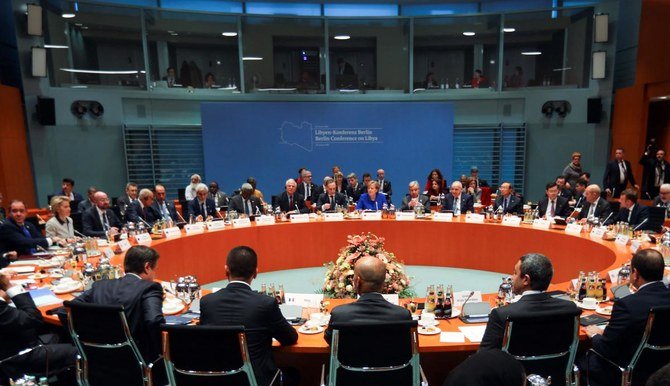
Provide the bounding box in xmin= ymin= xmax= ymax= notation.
xmin=22 ymin=225 xmax=37 ymax=255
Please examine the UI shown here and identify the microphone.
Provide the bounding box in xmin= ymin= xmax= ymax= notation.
xmin=74 ymin=229 xmax=87 ymax=238
xmin=575 ymin=196 xmax=583 ymax=208
xmin=633 ymin=218 xmax=648 ymax=231
xmin=611 ymin=187 xmax=616 ymax=197
xmin=35 ymin=214 xmax=47 ymax=225
xmin=601 ymin=211 xmax=614 ymax=225
xmin=646 ymin=192 xmax=652 ymax=200
xmin=458 ymin=291 xmax=476 ymax=322
xmin=176 ymin=209 xmax=187 ymax=224
xmin=375 ymin=201 xmax=379 ymax=211
xmin=136 ymin=215 xmax=152 ymax=228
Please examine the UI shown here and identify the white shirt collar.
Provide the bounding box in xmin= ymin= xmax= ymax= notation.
xmin=228 ymin=280 xmax=252 ymax=288
xmin=637 ymin=281 xmax=661 ymax=291
xmin=520 ymin=290 xmax=543 ymax=298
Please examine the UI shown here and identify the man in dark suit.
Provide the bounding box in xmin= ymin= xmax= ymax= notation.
xmin=200 ymin=246 xmax=298 ymax=386
xmin=152 ymin=184 xmax=179 ymax=222
xmin=441 ymin=181 xmax=474 ymax=215
xmin=52 ymin=177 xmax=84 ymax=203
xmin=68 ymin=246 xmax=165 ymax=377
xmin=325 ymin=256 xmax=411 ymax=344
xmin=0 ymin=272 xmax=77 ymax=379
xmin=297 ymin=170 xmax=318 ymax=204
xmin=556 ymin=175 xmax=573 ymax=199
xmin=493 ymin=182 xmax=523 ymax=215
xmin=187 ymin=183 xmax=219 ymax=220
xmin=229 ymin=183 xmax=263 ymax=216
xmin=399 ymin=181 xmax=431 ymax=212
xmin=82 ymin=191 xmax=123 ymax=238
xmin=480 ymin=253 xmax=579 ymax=350
xmin=578 ymin=184 xmax=612 ymax=223
xmin=125 ymin=188 xmax=161 ymax=226
xmin=470 ymin=166 xmax=489 ymax=188
xmin=537 ymin=182 xmax=572 ymax=218
xmin=77 ymin=186 xmax=97 ymax=213
xmin=276 ymin=179 xmax=309 ymax=213
xmin=316 ymin=180 xmax=347 ymax=212
xmin=0 ymin=200 xmax=62 ymax=255
xmin=603 ymin=148 xmax=638 ymax=198
xmin=571 ymin=179 xmax=588 ymax=209
xmin=377 ymin=169 xmax=393 ymax=200
xmin=611 ymin=189 xmax=650 ymax=228
xmin=346 ymin=173 xmax=364 ymax=203
xmin=116 ymin=182 xmax=139 ymax=221
xmin=582 ymin=249 xmax=670 ymax=386
xmin=651 ymin=183 xmax=670 ymax=218
xmin=639 ymin=149 xmax=670 ymax=199
xmin=336 ymin=58 xmax=355 ymax=75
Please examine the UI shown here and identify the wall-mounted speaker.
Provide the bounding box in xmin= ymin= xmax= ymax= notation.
xmin=31 ymin=47 xmax=47 ymax=77
xmin=587 ymin=98 xmax=602 ymax=124
xmin=36 ymin=97 xmax=56 ymax=125
xmin=594 ymin=13 xmax=608 ymax=43
xmin=27 ymin=4 xmax=43 ymax=36
xmin=592 ymin=51 xmax=606 ymax=80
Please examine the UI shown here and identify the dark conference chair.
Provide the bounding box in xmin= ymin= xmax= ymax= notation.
xmin=64 ymin=301 xmax=156 ymax=386
xmin=161 ymin=324 xmax=264 ymax=386
xmin=502 ymin=309 xmax=582 ymax=386
xmin=587 ymin=305 xmax=670 ymax=386
xmin=323 ymin=320 xmax=427 ymax=386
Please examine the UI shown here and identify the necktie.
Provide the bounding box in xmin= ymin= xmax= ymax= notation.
xmin=619 ymin=162 xmax=626 ymax=184
xmin=306 ymin=184 xmax=311 ymax=197
xmin=245 ymin=200 xmax=250 ymax=215
xmin=330 ymin=196 xmax=335 ymax=208
xmin=161 ymin=202 xmax=170 ymax=220
xmin=288 ymin=195 xmax=293 ymax=210
xmin=454 ymin=197 xmax=460 ymax=216
xmin=21 ymin=225 xmax=37 ymax=254
xmin=201 ymin=203 xmax=206 ymax=217
xmin=102 ymin=212 xmax=110 ymax=230
xmin=503 ymin=197 xmax=508 ymax=211
xmin=550 ymin=200 xmax=555 ymax=217
xmin=628 ymin=209 xmax=633 ymax=223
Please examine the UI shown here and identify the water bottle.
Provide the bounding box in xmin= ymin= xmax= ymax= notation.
xmin=455 ymin=77 xmax=461 ymax=89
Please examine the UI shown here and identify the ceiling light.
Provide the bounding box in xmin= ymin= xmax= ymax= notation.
xmin=61 ymin=12 xmax=75 ymax=18
xmin=71 ymin=85 xmax=88 ymax=88
xmin=44 ymin=45 xmax=69 ymax=49
xmin=334 ymin=35 xmax=351 ymax=40
xmin=221 ymin=32 xmax=238 ymax=37
xmin=521 ymin=51 xmax=542 ymax=56
xmin=242 ymin=56 xmax=263 ymax=61
xmin=60 ymin=68 xmax=144 ymax=75
xmin=463 ymin=32 xmax=476 ymax=36
xmin=660 ymin=96 xmax=668 ymax=100
xmin=503 ymin=27 xmax=515 ymax=33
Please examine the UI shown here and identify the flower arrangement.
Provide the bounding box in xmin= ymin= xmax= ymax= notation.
xmin=322 ymin=232 xmax=414 ymax=298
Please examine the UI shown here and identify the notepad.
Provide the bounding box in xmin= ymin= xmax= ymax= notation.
xmin=440 ymin=332 xmax=465 ymax=343
xmin=28 ymin=288 xmax=63 ymax=307
xmin=458 ymin=325 xmax=487 ymax=343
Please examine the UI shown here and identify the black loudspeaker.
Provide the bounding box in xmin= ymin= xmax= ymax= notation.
xmin=587 ymin=97 xmax=602 ymax=124
xmin=36 ymin=97 xmax=56 ymax=125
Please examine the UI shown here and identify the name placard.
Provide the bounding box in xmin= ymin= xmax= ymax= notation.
xmin=433 ymin=212 xmax=453 ymax=222
xmin=163 ymin=227 xmax=181 ymax=238
xmin=590 ymin=227 xmax=606 ymax=239
xmin=532 ymin=219 xmax=551 ymax=229
xmin=206 ymin=220 xmax=226 ymax=230
xmin=465 ymin=213 xmax=485 ymax=224
xmin=102 ymin=247 xmax=115 ymax=259
xmin=630 ymin=239 xmax=642 ymax=253
xmin=608 ymin=268 xmax=621 ymax=284
xmin=117 ymin=239 xmax=132 ymax=252
xmin=290 ymin=214 xmax=310 ymax=223
xmin=324 ymin=213 xmax=345 ymax=222
xmin=395 ymin=212 xmax=415 ymax=221
xmin=232 ymin=218 xmax=252 ymax=228
xmin=453 ymin=291 xmax=482 ymax=307
xmin=284 ymin=293 xmax=324 ymax=308
xmin=255 ymin=215 xmax=276 ymax=226
xmin=615 ymin=234 xmax=630 ymax=246
xmin=184 ymin=223 xmax=205 ymax=234
xmin=502 ymin=216 xmax=521 ymax=227
xmin=134 ymin=233 xmax=152 ymax=246
xmin=381 ymin=294 xmax=400 ymax=305
xmin=564 ymin=223 xmax=583 ymax=235
xmin=362 ymin=211 xmax=382 ymax=221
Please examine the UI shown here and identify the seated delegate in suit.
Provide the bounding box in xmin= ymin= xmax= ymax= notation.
xmin=469 ymin=166 xmax=489 ymax=188
xmin=652 ymin=183 xmax=670 ymax=217
xmin=69 ymin=246 xmax=165 ymax=365
xmin=443 ymin=349 xmax=526 ymax=386
xmin=493 ymin=182 xmax=523 ymax=215
xmin=537 ymin=182 xmax=572 ymax=218
xmin=0 ymin=272 xmax=77 ymax=380
xmin=480 ymin=253 xmax=579 ymax=350
xmin=581 ymin=249 xmax=670 ymax=386
xmin=116 ymin=182 xmax=139 ymax=222
xmin=603 ymin=148 xmax=638 ymax=198
xmin=125 ymin=188 xmax=161 ymax=226
xmin=399 ymin=181 xmax=431 ymax=212
xmin=316 ymin=179 xmax=348 ymax=212
xmin=208 ymin=181 xmax=229 ymax=208
xmin=200 ymin=246 xmax=298 ymax=386
xmin=152 ymin=184 xmax=179 ymax=222
xmin=377 ymin=168 xmax=393 ymax=200
xmin=355 ymin=180 xmax=388 ymax=211
xmin=276 ymin=179 xmax=308 ymax=213
xmin=466 ymin=178 xmax=482 ymax=204
xmin=77 ymin=186 xmax=97 ymax=213
xmin=577 ymin=184 xmax=612 ymax=223
xmin=45 ymin=196 xmax=76 ymax=241
xmin=229 ymin=183 xmax=263 ymax=216
xmin=440 ymin=181 xmax=474 ymax=215
xmin=296 ymin=169 xmax=318 ymax=203
xmin=325 ymin=255 xmax=411 ymax=344
xmin=187 ymin=183 xmax=219 ymax=220
xmin=346 ymin=173 xmax=364 ymax=203
xmin=612 ymin=189 xmax=650 ymax=229
xmin=570 ymin=178 xmax=588 ymax=209
xmin=0 ymin=200 xmax=63 ymax=255
xmin=312 ymin=176 xmax=331 ymax=203
xmin=52 ymin=177 xmax=84 ymax=204
xmin=82 ymin=191 xmax=123 ymax=238
xmin=556 ymin=175 xmax=573 ymax=200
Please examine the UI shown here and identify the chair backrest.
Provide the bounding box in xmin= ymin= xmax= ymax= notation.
xmin=646 ymin=206 xmax=666 ymax=232
xmin=502 ymin=309 xmax=581 ymax=385
xmin=627 ymin=305 xmax=670 ymax=386
xmin=64 ymin=301 xmax=150 ymax=386
xmin=328 ymin=320 xmax=420 ymax=386
xmin=161 ymin=324 xmax=257 ymax=386
xmin=480 ymin=187 xmax=492 ymax=206
xmin=71 ymin=211 xmax=83 ymax=234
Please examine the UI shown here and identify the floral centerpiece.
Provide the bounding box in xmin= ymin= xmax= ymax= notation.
xmin=322 ymin=232 xmax=414 ymax=298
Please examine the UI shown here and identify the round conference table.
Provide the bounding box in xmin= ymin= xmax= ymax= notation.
xmin=35 ymin=216 xmax=648 ymax=385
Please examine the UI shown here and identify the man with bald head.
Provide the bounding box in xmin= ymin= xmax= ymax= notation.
xmin=441 ymin=181 xmax=474 ymax=215
xmin=324 ymin=256 xmax=411 ymax=344
xmin=578 ymin=184 xmax=612 ymax=223
xmin=82 ymin=191 xmax=122 ymax=237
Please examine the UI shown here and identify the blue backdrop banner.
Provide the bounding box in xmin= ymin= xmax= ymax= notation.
xmin=201 ymin=101 xmax=454 ymax=202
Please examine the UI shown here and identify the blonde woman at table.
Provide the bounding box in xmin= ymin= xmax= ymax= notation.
xmin=355 ymin=180 xmax=388 ymax=210
xmin=45 ymin=195 xmax=76 ymax=242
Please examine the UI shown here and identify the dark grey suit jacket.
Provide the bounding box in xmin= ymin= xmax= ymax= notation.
xmin=228 ymin=195 xmax=263 ymax=215
xmin=399 ymin=194 xmax=431 ymax=212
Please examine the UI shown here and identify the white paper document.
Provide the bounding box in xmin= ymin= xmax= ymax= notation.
xmin=458 ymin=325 xmax=487 ymax=343
xmin=440 ymin=332 xmax=465 ymax=343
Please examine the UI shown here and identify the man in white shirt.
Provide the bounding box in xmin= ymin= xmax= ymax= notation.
xmin=82 ymin=191 xmax=122 ymax=238
xmin=184 ymin=174 xmax=201 ymax=201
